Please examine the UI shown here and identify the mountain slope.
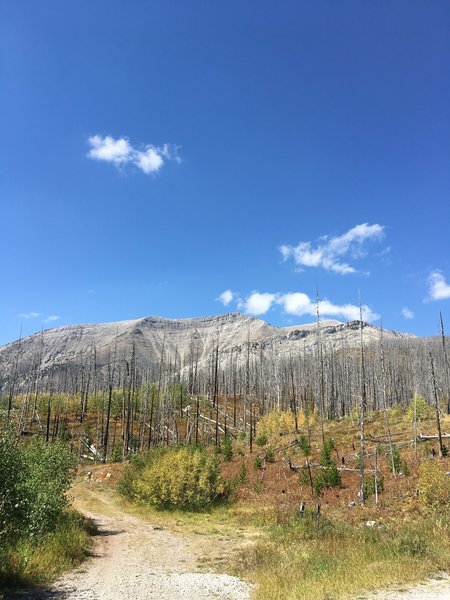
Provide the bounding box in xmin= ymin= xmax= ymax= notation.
xmin=0 ymin=313 xmax=414 ymax=387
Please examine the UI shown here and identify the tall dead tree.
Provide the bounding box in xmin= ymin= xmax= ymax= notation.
xmin=430 ymin=352 xmax=445 ymax=458
xmin=439 ymin=312 xmax=450 ymax=414
xmin=379 ymin=323 xmax=396 ymax=474
xmin=358 ymin=300 xmax=367 ymax=505
xmin=316 ymin=289 xmax=325 ymax=446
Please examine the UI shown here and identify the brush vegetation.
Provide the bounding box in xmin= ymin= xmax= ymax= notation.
xmin=0 ymin=426 xmax=93 ymax=589
xmin=119 ymin=445 xmax=228 ymax=510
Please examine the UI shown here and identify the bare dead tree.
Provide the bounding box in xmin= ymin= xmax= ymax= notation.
xmin=430 ymin=352 xmax=445 ymax=458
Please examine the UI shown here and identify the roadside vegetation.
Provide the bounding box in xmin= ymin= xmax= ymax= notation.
xmin=0 ymin=425 xmax=94 ymax=590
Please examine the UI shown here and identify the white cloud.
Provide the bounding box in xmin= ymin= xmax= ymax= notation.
xmin=217 ymin=289 xmax=234 ymax=306
xmin=279 ymin=293 xmax=378 ymax=322
xmin=135 ymin=147 xmax=164 ymax=174
xmin=279 ymin=292 xmax=311 ymax=315
xmin=87 ymin=135 xmax=180 ymax=175
xmin=280 ymin=223 xmax=384 ymax=275
xmin=240 ymin=292 xmax=277 ymax=315
xmin=401 ymin=307 xmax=415 ymax=319
xmin=238 ymin=290 xmax=378 ymax=322
xmin=19 ymin=312 xmax=41 ymax=319
xmin=44 ymin=315 xmax=60 ymax=323
xmin=427 ymin=271 xmax=450 ymax=301
xmin=88 ymin=135 xmax=133 ymax=164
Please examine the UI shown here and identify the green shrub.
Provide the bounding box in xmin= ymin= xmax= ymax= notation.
xmin=400 ymin=459 xmax=410 ymax=476
xmin=111 ymin=443 xmax=123 ymax=462
xmin=265 ymin=446 xmax=275 ymax=463
xmin=254 ymin=455 xmax=262 ymax=469
xmin=256 ymin=434 xmax=268 ymax=447
xmin=131 ymin=446 xmax=226 ymax=510
xmin=117 ymin=449 xmax=157 ymax=498
xmin=299 ymin=434 xmax=311 ymax=456
xmin=238 ymin=462 xmax=248 ymax=485
xmin=298 ymin=467 xmax=311 ymax=487
xmin=0 ymin=428 xmax=74 ymax=543
xmin=314 ymin=438 xmax=341 ymax=495
xmin=389 ymin=447 xmax=401 ymax=473
xmin=0 ymin=427 xmax=25 ymax=542
xmin=20 ymin=439 xmax=75 ymax=538
xmin=223 ymin=436 xmax=233 ymax=461
xmin=364 ymin=474 xmax=385 ymax=499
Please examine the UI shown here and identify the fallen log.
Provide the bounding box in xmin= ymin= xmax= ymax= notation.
xmin=418 ymin=433 xmax=450 ymax=441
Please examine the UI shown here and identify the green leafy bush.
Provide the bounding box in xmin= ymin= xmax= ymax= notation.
xmin=0 ymin=427 xmax=74 ymax=543
xmin=131 ymin=446 xmax=227 ymax=510
xmin=0 ymin=427 xmax=25 ymax=542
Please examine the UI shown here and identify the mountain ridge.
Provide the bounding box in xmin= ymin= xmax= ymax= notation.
xmin=0 ymin=313 xmax=415 ymax=388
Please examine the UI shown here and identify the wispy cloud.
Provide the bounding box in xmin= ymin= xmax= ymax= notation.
xmin=280 ymin=223 xmax=385 ymax=275
xmin=236 ymin=291 xmax=378 ymax=322
xmin=87 ymin=135 xmax=180 ymax=175
xmin=19 ymin=312 xmax=41 ymax=319
xmin=19 ymin=312 xmax=61 ymax=324
xmin=427 ymin=270 xmax=450 ymax=301
xmin=44 ymin=315 xmax=60 ymax=323
xmin=401 ymin=307 xmax=415 ymax=319
xmin=217 ymin=289 xmax=234 ymax=306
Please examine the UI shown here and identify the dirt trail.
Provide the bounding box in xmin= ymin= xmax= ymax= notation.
xmin=6 ymin=480 xmax=449 ymax=600
xmin=18 ymin=482 xmax=253 ymax=600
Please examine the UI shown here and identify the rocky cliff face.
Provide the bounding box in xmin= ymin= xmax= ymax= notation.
xmin=0 ymin=313 xmax=413 ymax=388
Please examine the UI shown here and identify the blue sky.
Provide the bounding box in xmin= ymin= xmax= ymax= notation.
xmin=1 ymin=1 xmax=449 ymax=345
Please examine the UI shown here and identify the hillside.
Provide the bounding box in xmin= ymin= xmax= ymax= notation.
xmin=0 ymin=313 xmax=413 ymax=389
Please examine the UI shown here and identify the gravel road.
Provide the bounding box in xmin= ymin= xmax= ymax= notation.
xmin=4 ymin=480 xmax=448 ymax=600
xmin=56 ymin=492 xmax=251 ymax=600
